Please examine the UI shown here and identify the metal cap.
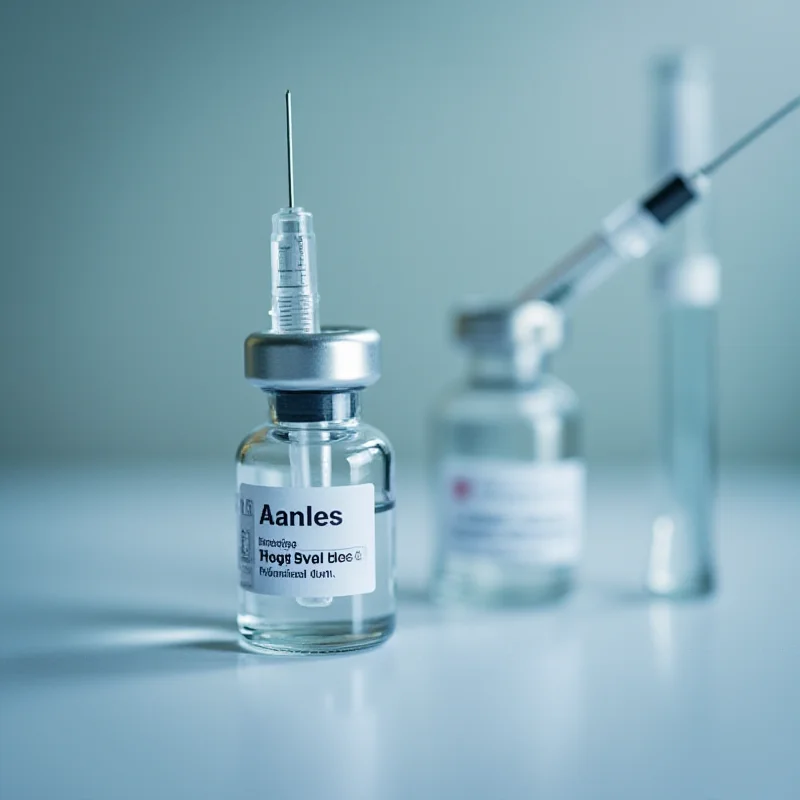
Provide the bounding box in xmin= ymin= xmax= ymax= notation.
xmin=455 ymin=300 xmax=565 ymax=354
xmin=244 ymin=327 xmax=381 ymax=391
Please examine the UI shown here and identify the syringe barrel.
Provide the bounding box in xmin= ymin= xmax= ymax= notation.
xmin=517 ymin=174 xmax=704 ymax=308
xmin=520 ymin=202 xmax=664 ymax=307
xmin=270 ymin=208 xmax=320 ymax=334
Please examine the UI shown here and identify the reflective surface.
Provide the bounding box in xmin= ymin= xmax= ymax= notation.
xmin=1 ymin=465 xmax=799 ymax=799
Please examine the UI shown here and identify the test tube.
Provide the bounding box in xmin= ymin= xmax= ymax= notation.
xmin=646 ymin=52 xmax=719 ymax=597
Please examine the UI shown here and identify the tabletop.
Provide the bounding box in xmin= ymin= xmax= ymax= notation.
xmin=1 ymin=464 xmax=798 ymax=799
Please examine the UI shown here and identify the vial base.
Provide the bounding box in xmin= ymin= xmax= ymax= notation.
xmin=238 ymin=614 xmax=395 ymax=655
xmin=646 ymin=569 xmax=715 ymax=599
xmin=434 ymin=557 xmax=575 ymax=608
xmin=646 ymin=512 xmax=715 ymax=599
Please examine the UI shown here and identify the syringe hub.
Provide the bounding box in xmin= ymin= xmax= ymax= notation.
xmin=272 ymin=207 xmax=314 ymax=236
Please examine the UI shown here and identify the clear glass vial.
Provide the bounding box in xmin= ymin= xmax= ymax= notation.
xmin=237 ymin=328 xmax=396 ymax=655
xmin=432 ymin=302 xmax=584 ymax=606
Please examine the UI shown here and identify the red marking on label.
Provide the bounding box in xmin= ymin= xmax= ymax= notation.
xmin=453 ymin=479 xmax=471 ymax=500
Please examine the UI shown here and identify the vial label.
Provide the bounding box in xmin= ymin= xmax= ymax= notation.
xmin=440 ymin=458 xmax=585 ymax=565
xmin=238 ymin=483 xmax=376 ymax=597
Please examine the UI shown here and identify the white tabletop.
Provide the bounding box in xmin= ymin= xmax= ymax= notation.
xmin=1 ymin=464 xmax=798 ymax=799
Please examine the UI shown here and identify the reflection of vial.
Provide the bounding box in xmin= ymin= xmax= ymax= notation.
xmin=237 ymin=329 xmax=396 ymax=654
xmin=432 ymin=302 xmax=584 ymax=606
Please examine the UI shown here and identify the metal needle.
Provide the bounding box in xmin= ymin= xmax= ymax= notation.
xmin=696 ymin=92 xmax=800 ymax=178
xmin=285 ymin=90 xmax=295 ymax=207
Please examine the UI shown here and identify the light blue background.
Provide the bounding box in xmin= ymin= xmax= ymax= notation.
xmin=1 ymin=0 xmax=798 ymax=464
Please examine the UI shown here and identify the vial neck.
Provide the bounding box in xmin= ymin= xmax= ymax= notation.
xmin=269 ymin=391 xmax=361 ymax=425
xmin=468 ymin=346 xmax=549 ymax=388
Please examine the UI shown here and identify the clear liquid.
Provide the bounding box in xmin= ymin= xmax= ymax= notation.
xmin=238 ymin=503 xmax=395 ymax=655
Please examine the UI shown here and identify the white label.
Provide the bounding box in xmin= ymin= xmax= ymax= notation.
xmin=440 ymin=458 xmax=585 ymax=565
xmin=238 ymin=483 xmax=375 ymax=597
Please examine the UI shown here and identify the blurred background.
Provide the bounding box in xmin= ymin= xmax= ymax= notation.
xmin=1 ymin=0 xmax=798 ymax=467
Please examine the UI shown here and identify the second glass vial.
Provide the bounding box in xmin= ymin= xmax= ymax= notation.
xmin=431 ymin=301 xmax=584 ymax=606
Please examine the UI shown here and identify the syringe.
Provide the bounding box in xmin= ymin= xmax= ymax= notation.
xmin=518 ymin=93 xmax=800 ymax=307
xmin=273 ymin=92 xmax=332 ymax=609
xmin=270 ymin=91 xmax=320 ymax=334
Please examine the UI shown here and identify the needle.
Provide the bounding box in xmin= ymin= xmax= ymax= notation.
xmin=285 ymin=90 xmax=295 ymax=208
xmin=695 ymin=92 xmax=800 ymax=178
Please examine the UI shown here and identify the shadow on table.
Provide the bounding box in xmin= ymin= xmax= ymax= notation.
xmin=0 ymin=603 xmax=403 ymax=685
xmin=1 ymin=585 xmax=717 ymax=686
xmin=0 ymin=605 xmax=243 ymax=687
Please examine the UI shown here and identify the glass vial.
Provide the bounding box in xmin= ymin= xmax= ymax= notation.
xmin=238 ymin=330 xmax=395 ymax=655
xmin=431 ymin=302 xmax=584 ymax=606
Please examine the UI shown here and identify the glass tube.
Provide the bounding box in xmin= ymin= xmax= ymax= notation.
xmin=646 ymin=52 xmax=718 ymax=597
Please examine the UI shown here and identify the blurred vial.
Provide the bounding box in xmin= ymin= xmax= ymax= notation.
xmin=431 ymin=302 xmax=584 ymax=606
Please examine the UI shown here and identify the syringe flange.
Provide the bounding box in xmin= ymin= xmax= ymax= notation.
xmin=244 ymin=327 xmax=381 ymax=392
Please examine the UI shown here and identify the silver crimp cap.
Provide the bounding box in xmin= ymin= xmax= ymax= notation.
xmin=245 ymin=327 xmax=381 ymax=391
xmin=455 ymin=300 xmax=565 ymax=354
